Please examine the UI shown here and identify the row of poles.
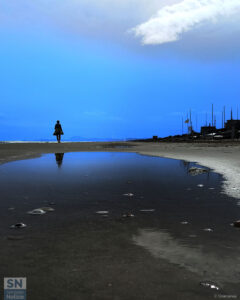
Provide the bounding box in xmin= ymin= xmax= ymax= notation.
xmin=181 ymin=105 xmax=239 ymax=135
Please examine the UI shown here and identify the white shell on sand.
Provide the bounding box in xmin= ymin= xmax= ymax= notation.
xmin=123 ymin=193 xmax=134 ymax=197
xmin=27 ymin=209 xmax=46 ymax=215
xmin=203 ymin=228 xmax=213 ymax=232
xmin=10 ymin=223 xmax=27 ymax=229
xmin=197 ymin=184 xmax=204 ymax=187
xmin=200 ymin=281 xmax=220 ymax=290
xmin=96 ymin=211 xmax=109 ymax=214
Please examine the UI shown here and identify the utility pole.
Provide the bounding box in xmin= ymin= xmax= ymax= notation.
xmin=190 ymin=109 xmax=192 ymax=127
xmin=182 ymin=116 xmax=183 ymax=135
xmin=212 ymin=104 xmax=214 ymax=127
xmin=231 ymin=107 xmax=233 ymax=120
xmin=224 ymin=106 xmax=226 ymax=127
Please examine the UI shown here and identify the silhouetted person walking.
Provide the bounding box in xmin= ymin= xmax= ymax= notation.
xmin=54 ymin=120 xmax=64 ymax=143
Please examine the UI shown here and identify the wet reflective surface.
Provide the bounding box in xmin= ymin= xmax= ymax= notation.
xmin=0 ymin=152 xmax=239 ymax=299
xmin=55 ymin=153 xmax=64 ymax=168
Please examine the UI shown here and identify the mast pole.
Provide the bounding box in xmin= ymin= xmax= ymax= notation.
xmin=212 ymin=104 xmax=214 ymax=127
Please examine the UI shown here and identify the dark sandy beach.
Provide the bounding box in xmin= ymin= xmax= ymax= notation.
xmin=0 ymin=142 xmax=240 ymax=299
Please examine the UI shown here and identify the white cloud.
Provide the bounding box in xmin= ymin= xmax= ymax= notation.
xmin=0 ymin=0 xmax=165 ymax=33
xmin=131 ymin=0 xmax=240 ymax=45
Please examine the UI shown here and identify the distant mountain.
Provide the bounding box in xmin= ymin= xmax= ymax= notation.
xmin=70 ymin=136 xmax=126 ymax=142
xmin=0 ymin=137 xmax=140 ymax=143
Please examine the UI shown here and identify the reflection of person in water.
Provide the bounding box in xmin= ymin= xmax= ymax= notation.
xmin=55 ymin=153 xmax=64 ymax=168
xmin=53 ymin=120 xmax=64 ymax=143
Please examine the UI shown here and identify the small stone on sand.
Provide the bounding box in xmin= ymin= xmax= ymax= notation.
xmin=123 ymin=193 xmax=134 ymax=197
xmin=10 ymin=223 xmax=27 ymax=229
xmin=122 ymin=212 xmax=134 ymax=218
xmin=233 ymin=220 xmax=240 ymax=228
xmin=200 ymin=281 xmax=220 ymax=290
xmin=203 ymin=228 xmax=213 ymax=232
xmin=27 ymin=209 xmax=46 ymax=215
xmin=96 ymin=211 xmax=109 ymax=214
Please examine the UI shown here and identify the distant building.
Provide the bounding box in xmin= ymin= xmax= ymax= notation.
xmin=201 ymin=124 xmax=216 ymax=136
xmin=224 ymin=119 xmax=240 ymax=138
xmin=224 ymin=119 xmax=240 ymax=130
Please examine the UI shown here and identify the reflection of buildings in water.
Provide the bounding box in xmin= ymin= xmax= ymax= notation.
xmin=180 ymin=160 xmax=191 ymax=171
xmin=55 ymin=153 xmax=64 ymax=168
xmin=180 ymin=160 xmax=211 ymax=180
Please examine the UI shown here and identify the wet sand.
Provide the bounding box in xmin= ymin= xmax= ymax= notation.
xmin=0 ymin=142 xmax=240 ymax=299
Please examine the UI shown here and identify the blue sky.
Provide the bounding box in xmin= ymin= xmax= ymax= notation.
xmin=1 ymin=0 xmax=240 ymax=140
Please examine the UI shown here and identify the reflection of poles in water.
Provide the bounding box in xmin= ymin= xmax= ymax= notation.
xmin=207 ymin=170 xmax=210 ymax=181
xmin=180 ymin=160 xmax=191 ymax=173
xmin=55 ymin=153 xmax=64 ymax=168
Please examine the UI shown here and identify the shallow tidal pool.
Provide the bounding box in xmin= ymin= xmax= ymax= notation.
xmin=0 ymin=152 xmax=239 ymax=299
